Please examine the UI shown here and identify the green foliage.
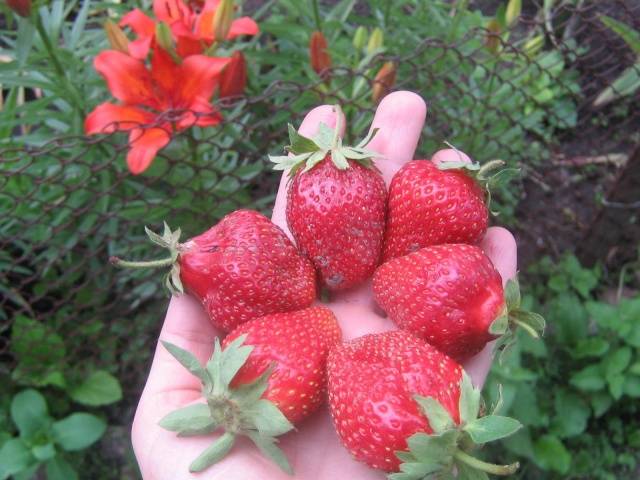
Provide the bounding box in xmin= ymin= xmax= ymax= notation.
xmin=0 ymin=389 xmax=106 ymax=480
xmin=485 ymin=254 xmax=640 ymax=479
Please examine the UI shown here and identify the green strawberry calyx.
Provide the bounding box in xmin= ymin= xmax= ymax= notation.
xmin=269 ymin=105 xmax=381 ymax=176
xmin=109 ymin=222 xmax=185 ymax=296
xmin=159 ymin=336 xmax=295 ymax=475
xmin=438 ymin=141 xmax=521 ymax=215
xmin=489 ymin=277 xmax=546 ymax=361
xmin=390 ymin=372 xmax=521 ymax=480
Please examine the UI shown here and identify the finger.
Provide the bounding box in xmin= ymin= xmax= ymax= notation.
xmin=463 ymin=226 xmax=518 ymax=386
xmin=366 ymin=91 xmax=427 ymax=185
xmin=271 ymin=105 xmax=346 ymax=236
xmin=431 ymin=147 xmax=473 ymax=166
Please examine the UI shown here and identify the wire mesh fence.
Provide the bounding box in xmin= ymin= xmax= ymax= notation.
xmin=1 ymin=0 xmax=640 ymax=475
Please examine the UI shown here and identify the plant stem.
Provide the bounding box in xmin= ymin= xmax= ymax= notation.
xmin=110 ymin=256 xmax=175 ymax=269
xmin=311 ymin=0 xmax=322 ymax=32
xmin=34 ymin=13 xmax=85 ymax=116
xmin=454 ymin=450 xmax=519 ymax=476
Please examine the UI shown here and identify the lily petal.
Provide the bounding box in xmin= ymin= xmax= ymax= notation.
xmin=228 ymin=17 xmax=259 ymax=39
xmin=120 ymin=9 xmax=156 ymax=59
xmin=85 ymin=103 xmax=153 ymax=134
xmin=177 ymin=96 xmax=222 ymax=129
xmin=175 ymin=55 xmax=230 ymax=108
xmin=127 ymin=126 xmax=172 ymax=174
xmin=153 ymin=0 xmax=193 ymax=25
xmin=151 ymin=46 xmax=179 ymax=102
xmin=94 ymin=51 xmax=157 ymax=107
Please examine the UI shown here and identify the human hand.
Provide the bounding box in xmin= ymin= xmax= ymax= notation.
xmin=131 ymin=91 xmax=518 ymax=479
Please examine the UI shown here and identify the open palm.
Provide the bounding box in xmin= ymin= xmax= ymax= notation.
xmin=131 ymin=91 xmax=518 ymax=480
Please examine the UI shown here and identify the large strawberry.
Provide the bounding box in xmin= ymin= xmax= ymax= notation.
xmin=160 ymin=305 xmax=342 ymax=474
xmin=383 ymin=156 xmax=511 ymax=261
xmin=270 ymin=107 xmax=387 ymax=291
xmin=373 ymin=244 xmax=545 ymax=361
xmin=110 ymin=209 xmax=316 ymax=331
xmin=327 ymin=331 xmax=522 ymax=477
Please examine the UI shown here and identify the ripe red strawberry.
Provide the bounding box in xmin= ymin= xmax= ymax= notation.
xmin=223 ymin=305 xmax=342 ymax=423
xmin=383 ymin=158 xmax=489 ymax=261
xmin=373 ymin=244 xmax=544 ymax=361
xmin=160 ymin=305 xmax=342 ymax=474
xmin=327 ymin=331 xmax=522 ymax=477
xmin=270 ymin=108 xmax=387 ymax=291
xmin=111 ymin=209 xmax=316 ymax=331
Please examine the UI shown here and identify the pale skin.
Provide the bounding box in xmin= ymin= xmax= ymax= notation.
xmin=131 ymin=91 xmax=518 ymax=480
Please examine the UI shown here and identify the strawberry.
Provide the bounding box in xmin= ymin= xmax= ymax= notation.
xmin=110 ymin=209 xmax=316 ymax=331
xmin=270 ymin=107 xmax=387 ymax=291
xmin=327 ymin=330 xmax=522 ymax=478
xmin=383 ymin=156 xmax=510 ymax=261
xmin=160 ymin=305 xmax=342 ymax=474
xmin=373 ymin=244 xmax=545 ymax=361
xmin=222 ymin=305 xmax=342 ymax=423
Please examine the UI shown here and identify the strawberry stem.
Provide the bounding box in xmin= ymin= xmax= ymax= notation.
xmin=511 ymin=317 xmax=540 ymax=338
xmin=109 ymin=256 xmax=175 ymax=269
xmin=454 ymin=450 xmax=519 ymax=475
xmin=476 ymin=159 xmax=506 ymax=180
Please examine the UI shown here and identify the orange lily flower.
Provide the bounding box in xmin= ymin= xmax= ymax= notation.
xmin=85 ymin=48 xmax=230 ymax=174
xmin=120 ymin=0 xmax=258 ymax=59
xmin=219 ymin=51 xmax=247 ymax=98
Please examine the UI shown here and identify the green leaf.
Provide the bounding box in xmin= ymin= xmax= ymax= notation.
xmin=414 ymin=396 xmax=454 ymax=434
xmin=570 ymin=365 xmax=605 ymax=391
xmin=10 ymin=316 xmax=66 ymax=385
xmin=603 ymin=347 xmax=632 ymax=376
xmin=246 ymin=400 xmax=293 ymax=437
xmin=489 ymin=312 xmax=509 ymax=335
xmin=456 ymin=461 xmax=490 ymax=480
xmin=404 ymin=430 xmax=458 ymax=465
xmin=246 ymin=431 xmax=293 ymax=474
xmin=458 ymin=372 xmax=480 ymax=425
xmin=0 ymin=439 xmax=35 ymax=479
xmin=607 ymin=373 xmax=625 ymax=400
xmin=398 ymin=461 xmax=441 ymax=477
xmin=220 ymin=334 xmax=253 ymax=387
xmin=232 ymin=366 xmax=272 ymax=407
xmin=571 ymin=338 xmax=609 ymax=359
xmin=69 ymin=370 xmax=122 ymax=406
xmin=533 ymin=435 xmax=571 ymax=474
xmin=599 ymin=15 xmax=640 ymax=54
xmin=159 ymin=403 xmax=216 ymax=436
xmin=32 ymin=443 xmax=56 ymax=461
xmin=161 ymin=341 xmax=210 ymax=387
xmin=52 ymin=413 xmax=106 ymax=451
xmin=286 ymin=124 xmax=320 ymax=154
xmin=593 ymin=63 xmax=640 ymax=107
xmin=590 ymin=392 xmax=613 ymax=418
xmin=463 ymin=415 xmax=522 ymax=444
xmin=189 ymin=432 xmax=235 ymax=473
xmin=313 ymin=123 xmax=335 ymax=150
xmin=45 ymin=457 xmax=78 ymax=480
xmin=631 ymin=362 xmax=640 ymax=375
xmin=551 ymin=391 xmax=590 ymax=438
xmin=11 ymin=389 xmax=50 ymax=438
xmin=504 ymin=278 xmax=521 ymax=309
xmin=16 ymin=18 xmax=36 ymax=67
xmin=510 ymin=310 xmax=545 ymax=337
xmin=623 ymin=376 xmax=640 ymax=398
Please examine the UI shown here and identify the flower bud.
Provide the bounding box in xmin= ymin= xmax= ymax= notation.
xmin=7 ymin=0 xmax=31 ymax=17
xmin=367 ymin=27 xmax=383 ymax=54
xmin=309 ymin=31 xmax=331 ymax=75
xmin=156 ymin=22 xmax=174 ymax=50
xmin=104 ymin=20 xmax=130 ymax=54
xmin=484 ymin=19 xmax=501 ymax=54
xmin=523 ymin=35 xmax=544 ymax=57
xmin=213 ymin=0 xmax=234 ymax=41
xmin=219 ymin=51 xmax=247 ymax=98
xmin=372 ymin=61 xmax=396 ymax=103
xmin=353 ymin=26 xmax=368 ymax=51
xmin=505 ymin=0 xmax=522 ymax=27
